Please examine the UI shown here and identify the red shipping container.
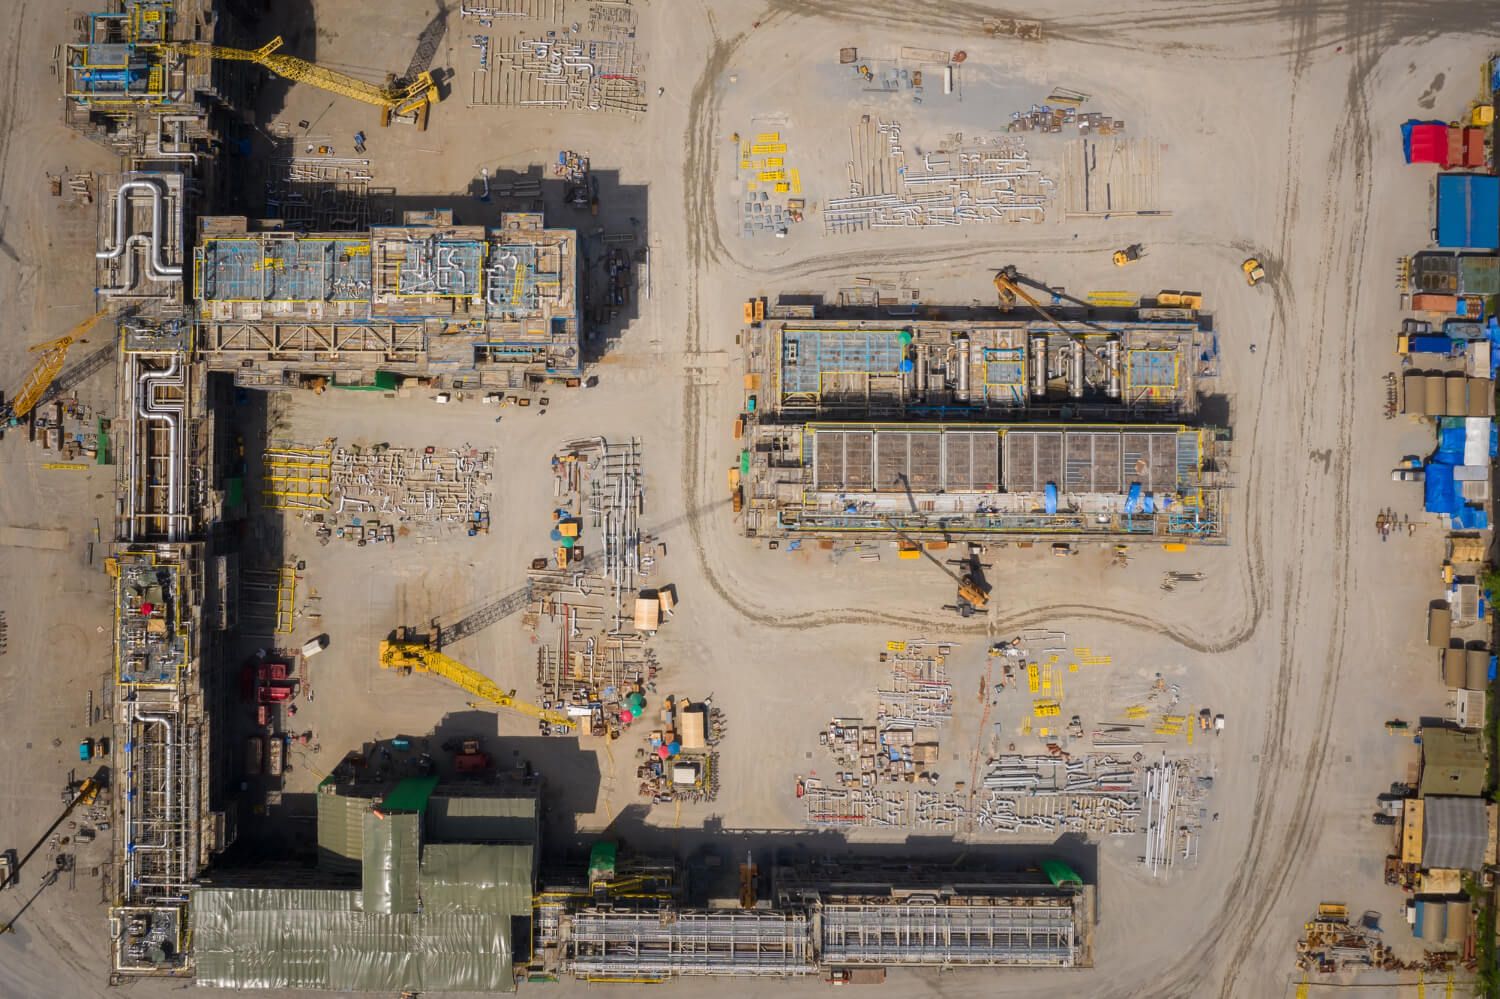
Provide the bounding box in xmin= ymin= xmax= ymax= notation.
xmin=259 ymin=684 xmax=293 ymax=703
xmin=1462 ymin=128 xmax=1486 ymax=168
xmin=1412 ymin=293 xmax=1459 ymax=313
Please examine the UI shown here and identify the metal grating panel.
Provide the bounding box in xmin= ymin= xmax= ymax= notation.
xmin=819 ymin=901 xmax=1077 ymax=967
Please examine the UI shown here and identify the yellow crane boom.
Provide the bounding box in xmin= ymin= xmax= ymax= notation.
xmin=7 ymin=308 xmax=108 ymax=419
xmin=159 ymin=37 xmax=438 ymax=127
xmin=379 ymin=631 xmax=572 ymax=729
xmin=879 ymin=515 xmax=990 ymax=612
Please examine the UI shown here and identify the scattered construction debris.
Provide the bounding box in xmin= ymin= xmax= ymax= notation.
xmin=737 ymin=130 xmax=805 ymax=238
xmin=635 ymin=696 xmax=723 ymax=803
xmin=469 ymin=15 xmax=647 ymax=114
xmin=548 ymin=437 xmax=643 ymax=628
xmin=264 ymin=440 xmax=493 ymax=540
xmin=1009 ymin=104 xmax=1126 ymax=135
xmin=812 ymin=640 xmax=954 ymax=790
xmin=827 ymin=117 xmax=1052 ymax=233
xmin=1295 ymin=903 xmax=1467 ymax=974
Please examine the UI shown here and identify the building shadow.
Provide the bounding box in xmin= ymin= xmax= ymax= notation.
xmin=217 ymin=0 xmax=319 ymax=126
xmin=542 ymin=803 xmax=1099 ymax=905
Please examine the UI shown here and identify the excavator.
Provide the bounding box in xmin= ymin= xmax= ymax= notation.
xmin=992 ymin=266 xmax=1113 ymax=342
xmin=1 ymin=308 xmax=109 ymax=423
xmin=379 ymin=627 xmax=573 ymax=731
xmin=159 ymin=36 xmax=439 ymax=129
xmin=880 ymin=517 xmax=991 ymax=616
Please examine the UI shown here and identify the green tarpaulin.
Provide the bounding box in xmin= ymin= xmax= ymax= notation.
xmin=382 ymin=775 xmax=440 ymax=814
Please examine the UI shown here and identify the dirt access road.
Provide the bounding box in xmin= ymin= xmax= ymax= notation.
xmin=656 ymin=2 xmax=1498 ymax=998
xmin=0 ymin=1 xmax=1496 ymax=997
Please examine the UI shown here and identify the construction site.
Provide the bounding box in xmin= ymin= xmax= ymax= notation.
xmin=1 ymin=1 xmax=1498 ymax=998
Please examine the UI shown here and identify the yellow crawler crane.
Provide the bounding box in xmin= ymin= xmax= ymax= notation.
xmin=159 ymin=37 xmax=438 ymax=128
xmin=379 ymin=628 xmax=573 ymax=730
xmin=5 ymin=308 xmax=108 ymax=420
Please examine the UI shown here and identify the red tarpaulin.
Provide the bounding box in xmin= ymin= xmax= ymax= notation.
xmin=1407 ymin=123 xmax=1448 ymax=164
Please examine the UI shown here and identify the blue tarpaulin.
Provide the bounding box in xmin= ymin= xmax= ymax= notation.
xmin=1124 ymin=482 xmax=1143 ymax=514
xmin=1408 ymin=335 xmax=1456 ymax=355
xmin=1402 ymin=119 xmax=1448 ymax=163
xmin=1044 ymin=483 xmax=1058 ymax=515
xmin=1436 ymin=174 xmax=1500 ymax=250
xmin=1424 ymin=459 xmax=1490 ymax=529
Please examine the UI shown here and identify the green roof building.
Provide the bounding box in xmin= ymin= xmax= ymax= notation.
xmin=191 ymin=777 xmax=539 ymax=992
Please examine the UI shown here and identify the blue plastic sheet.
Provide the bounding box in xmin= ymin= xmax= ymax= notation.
xmin=1124 ymin=483 xmax=1143 ymax=514
xmin=1424 ymin=461 xmax=1490 ymax=528
xmin=1044 ymin=483 xmax=1058 ymax=515
xmin=1401 ymin=119 xmax=1447 ymax=163
xmin=1408 ymin=335 xmax=1455 ymax=355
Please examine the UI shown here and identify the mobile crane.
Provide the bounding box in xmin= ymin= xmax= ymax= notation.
xmin=880 ymin=517 xmax=991 ymax=616
xmin=1 ymin=773 xmax=102 ymax=894
xmin=380 ymin=628 xmax=573 ymax=730
xmin=159 ymin=36 xmax=439 ymax=129
xmin=993 ymin=266 xmax=1114 ymax=343
xmin=2 ymin=308 xmax=109 ymax=422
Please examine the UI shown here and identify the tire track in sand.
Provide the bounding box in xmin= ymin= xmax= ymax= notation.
xmin=677 ymin=5 xmax=1265 ymax=655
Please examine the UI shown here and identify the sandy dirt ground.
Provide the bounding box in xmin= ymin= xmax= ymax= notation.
xmin=2 ymin=1 xmax=1500 ymax=997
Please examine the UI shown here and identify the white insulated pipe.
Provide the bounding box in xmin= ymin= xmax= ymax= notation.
xmin=97 ymin=178 xmax=182 ymax=279
xmin=136 ymin=354 xmax=185 ymax=539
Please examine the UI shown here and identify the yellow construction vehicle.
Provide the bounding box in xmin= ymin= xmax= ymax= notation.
xmin=379 ymin=628 xmax=573 ymax=730
xmin=3 ymin=308 xmax=108 ymax=422
xmin=880 ymin=517 xmax=991 ymax=615
xmin=1 ymin=774 xmax=102 ymax=894
xmin=1241 ymin=258 xmax=1265 ymax=287
xmin=1112 ymin=243 xmax=1145 ymax=266
xmin=993 ymin=266 xmax=1112 ymax=342
xmin=159 ymin=37 xmax=439 ymax=128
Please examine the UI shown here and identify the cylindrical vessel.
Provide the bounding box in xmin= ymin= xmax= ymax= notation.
xmin=1418 ymin=900 xmax=1447 ymax=943
xmin=1444 ymin=647 xmax=1466 ymax=687
xmin=1466 ymin=648 xmax=1489 ymax=690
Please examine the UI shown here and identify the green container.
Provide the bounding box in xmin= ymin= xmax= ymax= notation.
xmin=333 ymin=370 xmax=402 ymax=392
xmin=589 ymin=841 xmax=618 ymax=884
xmin=1040 ymin=859 xmax=1083 ymax=886
xmin=740 ymin=450 xmax=750 ymax=476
